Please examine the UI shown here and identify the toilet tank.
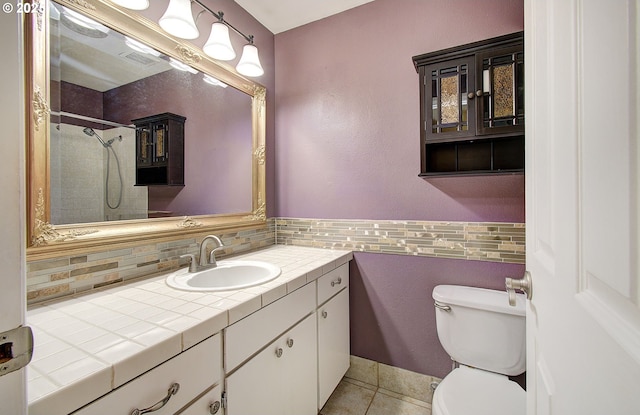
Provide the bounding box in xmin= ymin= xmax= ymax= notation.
xmin=432 ymin=285 xmax=526 ymax=376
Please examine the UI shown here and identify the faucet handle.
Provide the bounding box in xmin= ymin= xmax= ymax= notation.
xmin=180 ymin=254 xmax=197 ymax=272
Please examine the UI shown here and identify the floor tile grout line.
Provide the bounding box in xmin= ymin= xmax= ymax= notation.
xmin=362 ymin=387 xmax=379 ymax=415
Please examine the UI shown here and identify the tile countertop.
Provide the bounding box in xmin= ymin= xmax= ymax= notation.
xmin=26 ymin=245 xmax=353 ymax=415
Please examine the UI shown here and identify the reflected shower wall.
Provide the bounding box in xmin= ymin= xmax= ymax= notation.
xmin=50 ymin=117 xmax=148 ymax=224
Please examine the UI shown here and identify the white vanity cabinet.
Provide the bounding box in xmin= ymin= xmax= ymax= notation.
xmin=224 ymin=283 xmax=317 ymax=415
xmin=223 ymin=262 xmax=351 ymax=415
xmin=316 ymin=264 xmax=350 ymax=409
xmin=72 ymin=334 xmax=222 ymax=415
xmin=225 ymin=313 xmax=317 ymax=415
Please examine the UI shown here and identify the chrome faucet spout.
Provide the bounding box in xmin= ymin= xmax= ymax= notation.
xmin=199 ymin=235 xmax=225 ymax=267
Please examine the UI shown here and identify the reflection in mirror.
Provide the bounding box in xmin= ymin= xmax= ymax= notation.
xmin=49 ymin=1 xmax=252 ymax=225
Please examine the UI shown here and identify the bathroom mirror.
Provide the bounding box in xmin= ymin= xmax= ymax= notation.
xmin=26 ymin=0 xmax=267 ymax=256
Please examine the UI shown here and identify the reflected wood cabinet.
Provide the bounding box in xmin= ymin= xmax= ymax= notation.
xmin=133 ymin=113 xmax=186 ymax=186
xmin=412 ymin=32 xmax=524 ymax=176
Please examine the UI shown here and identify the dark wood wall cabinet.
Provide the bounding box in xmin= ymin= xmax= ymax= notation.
xmin=133 ymin=113 xmax=186 ymax=186
xmin=412 ymin=31 xmax=524 ymax=176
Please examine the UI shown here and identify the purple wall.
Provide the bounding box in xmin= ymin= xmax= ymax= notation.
xmin=274 ymin=0 xmax=525 ymax=378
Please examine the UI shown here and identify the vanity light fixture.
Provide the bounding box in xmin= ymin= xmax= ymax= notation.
xmin=109 ymin=0 xmax=149 ymax=11
xmin=109 ymin=0 xmax=264 ymax=77
xmin=164 ymin=0 xmax=264 ymax=76
xmin=169 ymin=57 xmax=199 ymax=74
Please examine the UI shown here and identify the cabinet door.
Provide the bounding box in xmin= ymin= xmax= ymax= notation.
xmin=317 ymin=288 xmax=350 ymax=409
xmin=136 ymin=125 xmax=152 ymax=167
xmin=225 ymin=341 xmax=282 ymax=415
xmin=476 ymin=45 xmax=524 ymax=136
xmin=225 ymin=314 xmax=317 ymax=415
xmin=281 ymin=314 xmax=317 ymax=415
xmin=423 ymin=56 xmax=476 ymax=143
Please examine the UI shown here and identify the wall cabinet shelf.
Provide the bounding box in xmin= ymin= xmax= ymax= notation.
xmin=133 ymin=112 xmax=186 ymax=186
xmin=413 ymin=32 xmax=524 ymax=176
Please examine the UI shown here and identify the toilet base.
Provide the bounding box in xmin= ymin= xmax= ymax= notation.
xmin=432 ymin=366 xmax=525 ymax=415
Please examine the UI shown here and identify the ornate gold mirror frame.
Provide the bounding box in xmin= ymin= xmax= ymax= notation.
xmin=25 ymin=0 xmax=266 ymax=258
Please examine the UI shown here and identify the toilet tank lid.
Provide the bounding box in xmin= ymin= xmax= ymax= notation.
xmin=433 ymin=285 xmax=525 ymax=316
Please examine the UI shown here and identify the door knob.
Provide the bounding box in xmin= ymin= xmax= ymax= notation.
xmin=505 ymin=271 xmax=532 ymax=306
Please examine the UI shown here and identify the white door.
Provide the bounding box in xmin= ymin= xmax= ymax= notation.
xmin=0 ymin=9 xmax=28 ymax=415
xmin=525 ymin=0 xmax=640 ymax=413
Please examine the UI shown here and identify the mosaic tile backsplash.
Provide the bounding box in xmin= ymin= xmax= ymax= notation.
xmin=27 ymin=222 xmax=276 ymax=304
xmin=26 ymin=218 xmax=524 ymax=304
xmin=276 ymin=218 xmax=525 ymax=264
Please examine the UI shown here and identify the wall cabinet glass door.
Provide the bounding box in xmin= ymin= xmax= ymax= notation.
xmin=425 ymin=56 xmax=476 ymax=142
xmin=477 ymin=45 xmax=524 ymax=136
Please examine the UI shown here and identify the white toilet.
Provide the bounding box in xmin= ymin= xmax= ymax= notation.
xmin=432 ymin=285 xmax=526 ymax=415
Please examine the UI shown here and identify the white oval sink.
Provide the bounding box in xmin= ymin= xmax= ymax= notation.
xmin=166 ymin=260 xmax=281 ymax=292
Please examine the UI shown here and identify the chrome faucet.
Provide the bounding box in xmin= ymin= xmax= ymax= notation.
xmin=181 ymin=235 xmax=225 ymax=273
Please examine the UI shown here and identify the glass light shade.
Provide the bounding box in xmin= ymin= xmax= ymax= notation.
xmin=159 ymin=0 xmax=199 ymax=40
xmin=236 ymin=44 xmax=264 ymax=77
xmin=203 ymin=22 xmax=236 ymax=61
xmin=110 ymin=0 xmax=149 ymax=10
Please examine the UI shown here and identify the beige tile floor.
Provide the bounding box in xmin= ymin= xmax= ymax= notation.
xmin=320 ymin=377 xmax=432 ymax=415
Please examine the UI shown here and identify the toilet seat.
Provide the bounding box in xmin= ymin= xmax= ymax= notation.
xmin=432 ymin=366 xmax=525 ymax=415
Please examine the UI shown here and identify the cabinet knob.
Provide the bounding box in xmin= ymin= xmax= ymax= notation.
xmin=331 ymin=277 xmax=342 ymax=287
xmin=286 ymin=338 xmax=294 ymax=348
xmin=275 ymin=347 xmax=283 ymax=358
xmin=467 ymin=92 xmax=475 ymax=100
xmin=209 ymin=401 xmax=221 ymax=414
xmin=322 ymin=311 xmax=328 ymax=319
xmin=476 ymin=89 xmax=483 ymax=97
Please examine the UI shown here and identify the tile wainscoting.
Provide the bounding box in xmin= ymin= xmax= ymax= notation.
xmin=26 ymin=218 xmax=524 ymax=304
xmin=276 ymin=218 xmax=525 ymax=264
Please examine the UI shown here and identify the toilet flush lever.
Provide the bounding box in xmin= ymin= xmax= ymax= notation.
xmin=505 ymin=271 xmax=532 ymax=306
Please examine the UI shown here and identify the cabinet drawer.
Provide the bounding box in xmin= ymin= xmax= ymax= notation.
xmin=225 ymin=283 xmax=315 ymax=372
xmin=72 ymin=334 xmax=221 ymax=415
xmin=317 ymin=263 xmax=349 ymax=305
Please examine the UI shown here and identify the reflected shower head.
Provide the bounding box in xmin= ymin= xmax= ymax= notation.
xmin=82 ymin=127 xmax=108 ymax=147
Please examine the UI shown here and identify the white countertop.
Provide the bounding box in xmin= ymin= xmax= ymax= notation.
xmin=26 ymin=245 xmax=353 ymax=415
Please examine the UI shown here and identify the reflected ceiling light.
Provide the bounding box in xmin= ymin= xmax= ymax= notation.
xmin=110 ymin=0 xmax=149 ymax=10
xmin=169 ymin=58 xmax=198 ymax=74
xmin=236 ymin=43 xmax=264 ymax=77
xmin=159 ymin=0 xmax=199 ymax=40
xmin=203 ymin=74 xmax=228 ymax=88
xmin=125 ymin=36 xmax=161 ymax=56
xmin=203 ymin=20 xmax=236 ymax=61
xmin=63 ymin=8 xmax=109 ymax=33
xmin=156 ymin=0 xmax=263 ymax=77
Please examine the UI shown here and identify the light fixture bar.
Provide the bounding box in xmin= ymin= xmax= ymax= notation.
xmin=191 ymin=0 xmax=254 ymax=44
